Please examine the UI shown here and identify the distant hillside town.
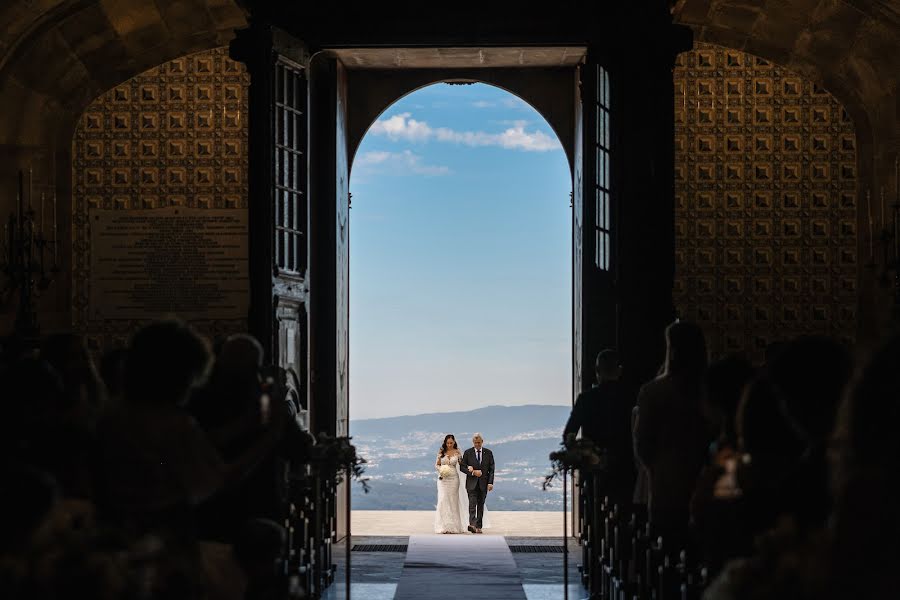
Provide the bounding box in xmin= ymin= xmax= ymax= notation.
xmin=350 ymin=404 xmax=569 ymax=510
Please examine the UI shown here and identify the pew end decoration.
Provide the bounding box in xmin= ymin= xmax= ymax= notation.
xmin=310 ymin=433 xmax=370 ymax=493
xmin=543 ymin=432 xmax=605 ymax=491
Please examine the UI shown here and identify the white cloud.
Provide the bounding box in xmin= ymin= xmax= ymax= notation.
xmin=355 ymin=150 xmax=451 ymax=176
xmin=368 ymin=113 xmax=432 ymax=142
xmin=355 ymin=150 xmax=392 ymax=165
xmin=472 ymin=100 xmax=496 ymax=108
xmin=494 ymin=123 xmax=560 ymax=152
xmin=493 ymin=119 xmax=533 ymax=126
xmin=367 ymin=113 xmax=561 ymax=152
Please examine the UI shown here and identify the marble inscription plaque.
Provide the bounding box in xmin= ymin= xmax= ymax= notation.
xmin=89 ymin=208 xmax=249 ymax=320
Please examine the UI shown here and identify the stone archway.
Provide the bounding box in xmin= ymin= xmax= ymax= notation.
xmin=313 ymin=50 xmax=593 ymax=544
xmin=338 ymin=50 xmax=582 ymax=172
xmin=0 ymin=0 xmax=248 ymax=333
xmin=346 ymin=79 xmax=574 ymax=525
xmin=672 ymin=0 xmax=900 ymax=339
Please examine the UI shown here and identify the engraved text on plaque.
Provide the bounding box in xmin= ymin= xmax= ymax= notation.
xmin=89 ymin=208 xmax=249 ymax=320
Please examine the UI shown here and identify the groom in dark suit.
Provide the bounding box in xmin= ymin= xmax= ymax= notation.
xmin=459 ymin=433 xmax=494 ymax=533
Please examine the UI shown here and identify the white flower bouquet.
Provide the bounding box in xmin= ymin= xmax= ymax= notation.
xmin=438 ymin=464 xmax=454 ymax=480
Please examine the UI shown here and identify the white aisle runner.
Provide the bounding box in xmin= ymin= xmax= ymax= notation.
xmin=393 ymin=534 xmax=527 ymax=600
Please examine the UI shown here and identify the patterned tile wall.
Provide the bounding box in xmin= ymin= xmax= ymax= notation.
xmin=674 ymin=43 xmax=858 ymax=363
xmin=72 ymin=47 xmax=249 ymax=351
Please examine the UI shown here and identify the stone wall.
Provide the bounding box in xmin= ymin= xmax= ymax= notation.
xmin=72 ymin=47 xmax=248 ymax=351
xmin=674 ymin=43 xmax=859 ymax=362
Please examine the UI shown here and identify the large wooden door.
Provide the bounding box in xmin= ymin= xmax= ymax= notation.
xmin=306 ymin=53 xmax=349 ymax=441
xmin=576 ymin=52 xmax=618 ymax=398
xmin=230 ymin=25 xmax=311 ymax=418
xmin=572 ymin=52 xmax=618 ymax=543
xmin=308 ymin=52 xmax=351 ymax=540
xmin=572 ymin=64 xmax=585 ymax=405
xmin=233 ymin=24 xmax=351 ymax=542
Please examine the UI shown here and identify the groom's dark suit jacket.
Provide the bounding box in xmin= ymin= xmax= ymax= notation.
xmin=459 ymin=447 xmax=495 ymax=492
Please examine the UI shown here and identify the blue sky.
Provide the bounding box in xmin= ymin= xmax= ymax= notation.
xmin=349 ymin=83 xmax=572 ymax=420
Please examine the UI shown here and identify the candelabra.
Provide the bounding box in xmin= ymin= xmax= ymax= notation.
xmin=867 ymin=157 xmax=900 ymax=328
xmin=1 ymin=169 xmax=59 ymax=337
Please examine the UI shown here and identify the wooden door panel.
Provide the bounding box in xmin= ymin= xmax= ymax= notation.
xmin=231 ymin=27 xmax=309 ymax=385
xmin=579 ymin=55 xmax=618 ymax=394
xmin=277 ymin=298 xmax=308 ymax=426
xmin=335 ymin=61 xmax=349 ymax=440
xmin=572 ymin=65 xmax=585 ymax=400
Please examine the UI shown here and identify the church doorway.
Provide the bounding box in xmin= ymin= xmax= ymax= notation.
xmin=347 ymin=81 xmax=572 ymax=534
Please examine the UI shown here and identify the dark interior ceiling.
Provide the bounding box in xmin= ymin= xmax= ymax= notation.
xmin=0 ymin=1 xmax=897 ymax=149
xmin=674 ymin=1 xmax=900 ymax=128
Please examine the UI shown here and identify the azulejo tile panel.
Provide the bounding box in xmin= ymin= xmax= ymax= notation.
xmin=674 ymin=43 xmax=858 ymax=362
xmin=72 ymin=47 xmax=249 ymax=351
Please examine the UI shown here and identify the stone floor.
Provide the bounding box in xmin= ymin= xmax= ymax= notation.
xmin=352 ymin=510 xmax=567 ymax=536
xmin=324 ymin=534 xmax=586 ymax=600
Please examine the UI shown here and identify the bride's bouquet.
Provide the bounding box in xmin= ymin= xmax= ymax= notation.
xmin=438 ymin=464 xmax=454 ymax=480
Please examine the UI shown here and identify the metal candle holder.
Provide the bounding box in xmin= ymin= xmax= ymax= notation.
xmin=867 ymin=157 xmax=900 ymax=327
xmin=1 ymin=169 xmax=59 ymax=337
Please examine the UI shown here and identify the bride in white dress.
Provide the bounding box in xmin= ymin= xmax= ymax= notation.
xmin=434 ymin=434 xmax=490 ymax=533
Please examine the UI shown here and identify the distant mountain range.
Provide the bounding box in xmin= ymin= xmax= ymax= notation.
xmin=349 ymin=404 xmax=570 ymax=511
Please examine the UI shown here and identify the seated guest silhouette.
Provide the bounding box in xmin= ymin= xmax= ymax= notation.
xmin=564 ymin=349 xmax=632 ymax=507
xmin=703 ymin=354 xmax=754 ymax=465
xmin=95 ymin=320 xmax=286 ymax=532
xmin=765 ymin=336 xmax=852 ymax=532
xmin=691 ymin=376 xmax=806 ymax=576
xmin=234 ymin=518 xmax=290 ymax=600
xmin=634 ymin=321 xmax=710 ymax=551
xmin=190 ymin=334 xmax=309 ymax=542
xmin=704 ymin=336 xmax=900 ymax=600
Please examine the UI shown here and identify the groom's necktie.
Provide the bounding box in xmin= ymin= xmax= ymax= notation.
xmin=476 ymin=450 xmax=481 ymax=464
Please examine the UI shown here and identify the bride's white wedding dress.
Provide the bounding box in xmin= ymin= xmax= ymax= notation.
xmin=434 ymin=453 xmax=491 ymax=533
